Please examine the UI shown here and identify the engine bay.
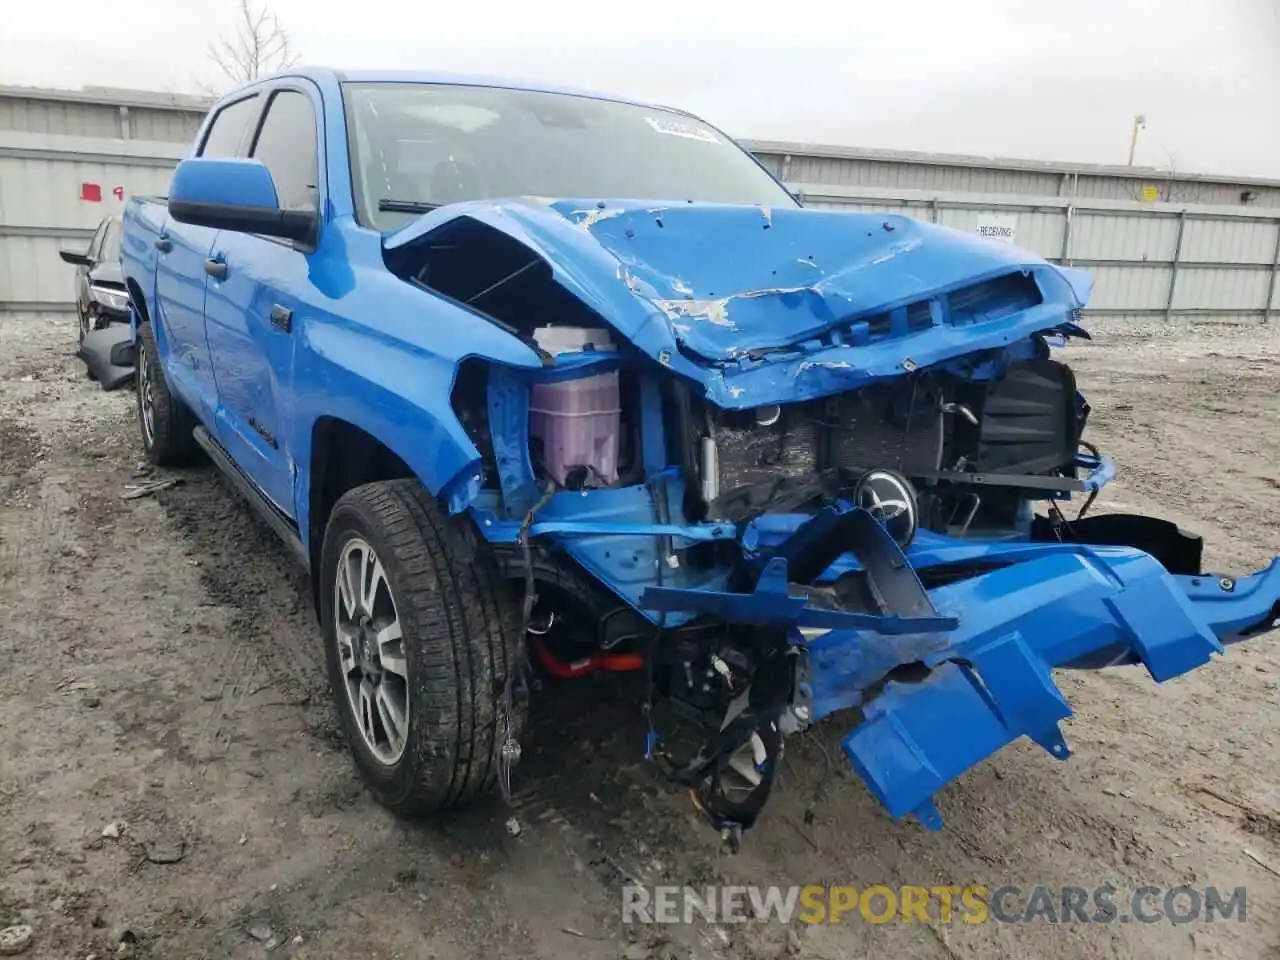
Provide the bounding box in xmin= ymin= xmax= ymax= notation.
xmin=449 ymin=318 xmax=1131 ymax=846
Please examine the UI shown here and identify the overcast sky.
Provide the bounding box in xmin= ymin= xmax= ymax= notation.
xmin=4 ymin=0 xmax=1277 ymax=178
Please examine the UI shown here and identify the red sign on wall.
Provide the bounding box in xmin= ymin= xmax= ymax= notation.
xmin=79 ymin=183 xmax=125 ymax=202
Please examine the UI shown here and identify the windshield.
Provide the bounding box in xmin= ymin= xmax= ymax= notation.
xmin=342 ymin=82 xmax=795 ymax=231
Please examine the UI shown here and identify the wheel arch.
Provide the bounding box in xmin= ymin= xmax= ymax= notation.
xmin=125 ymin=275 xmax=170 ymax=359
xmin=126 ymin=277 xmax=150 ymax=326
xmin=302 ymin=413 xmax=483 ymax=613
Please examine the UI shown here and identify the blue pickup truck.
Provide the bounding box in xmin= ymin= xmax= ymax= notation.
xmin=121 ymin=68 xmax=1279 ymax=847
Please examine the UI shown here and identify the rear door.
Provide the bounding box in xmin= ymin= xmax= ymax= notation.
xmin=154 ymin=92 xmax=261 ymax=420
xmin=203 ymin=84 xmax=322 ymax=517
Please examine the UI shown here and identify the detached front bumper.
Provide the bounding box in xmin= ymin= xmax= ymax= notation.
xmin=639 ymin=505 xmax=1280 ymax=832
xmin=819 ymin=548 xmax=1280 ymax=829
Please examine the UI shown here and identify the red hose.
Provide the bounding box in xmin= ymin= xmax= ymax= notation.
xmin=532 ymin=637 xmax=644 ymax=679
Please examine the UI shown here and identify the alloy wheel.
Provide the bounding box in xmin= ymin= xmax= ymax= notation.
xmin=333 ymin=537 xmax=410 ymax=765
xmin=137 ymin=340 xmax=155 ymax=447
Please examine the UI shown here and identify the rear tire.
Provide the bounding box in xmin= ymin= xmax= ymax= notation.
xmin=135 ymin=321 xmax=200 ymax=465
xmin=320 ymin=479 xmax=522 ymax=815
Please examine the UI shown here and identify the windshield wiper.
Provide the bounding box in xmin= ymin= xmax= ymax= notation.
xmin=378 ymin=198 xmax=442 ymax=214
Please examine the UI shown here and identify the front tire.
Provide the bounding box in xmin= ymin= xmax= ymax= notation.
xmin=320 ymin=479 xmax=522 ymax=815
xmin=135 ymin=321 xmax=200 ymax=465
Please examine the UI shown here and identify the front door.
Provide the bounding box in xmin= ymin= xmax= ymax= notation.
xmin=204 ymin=85 xmax=323 ymax=519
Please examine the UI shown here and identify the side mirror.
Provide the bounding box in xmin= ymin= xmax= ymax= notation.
xmin=168 ymin=157 xmax=316 ymax=244
xmin=59 ymin=249 xmax=93 ymax=267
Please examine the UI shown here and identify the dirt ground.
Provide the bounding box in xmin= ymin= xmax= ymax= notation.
xmin=1 ymin=313 xmax=1277 ymax=960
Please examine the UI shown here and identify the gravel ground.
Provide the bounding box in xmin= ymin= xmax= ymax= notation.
xmin=0 ymin=313 xmax=1277 ymax=960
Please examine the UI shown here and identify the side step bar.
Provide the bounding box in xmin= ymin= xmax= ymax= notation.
xmin=191 ymin=426 xmax=309 ymax=572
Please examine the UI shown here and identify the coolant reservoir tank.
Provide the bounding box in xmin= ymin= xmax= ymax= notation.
xmin=529 ymin=328 xmax=620 ymax=487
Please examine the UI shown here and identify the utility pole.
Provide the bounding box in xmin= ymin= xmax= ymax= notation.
xmin=1127 ymin=114 xmax=1146 ymax=166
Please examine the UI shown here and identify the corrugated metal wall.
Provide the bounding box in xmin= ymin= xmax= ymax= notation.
xmin=0 ymin=86 xmax=202 ymax=312
xmin=796 ymin=184 xmax=1280 ymax=320
xmin=746 ymin=140 xmax=1280 ymax=207
xmin=2 ymin=85 xmax=1278 ymax=322
xmin=0 ymin=86 xmax=208 ymax=141
xmin=0 ymin=132 xmax=184 ymax=310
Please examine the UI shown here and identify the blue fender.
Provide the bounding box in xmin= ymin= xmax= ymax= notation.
xmin=287 ymin=254 xmax=544 ymax=549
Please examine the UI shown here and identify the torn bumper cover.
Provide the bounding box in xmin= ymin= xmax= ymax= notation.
xmin=642 ymin=512 xmax=1280 ymax=830
xmin=834 ymin=549 xmax=1280 ymax=829
xmin=77 ymin=324 xmax=136 ymax=390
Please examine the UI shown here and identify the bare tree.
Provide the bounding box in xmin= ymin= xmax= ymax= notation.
xmin=207 ymin=0 xmax=300 ymax=86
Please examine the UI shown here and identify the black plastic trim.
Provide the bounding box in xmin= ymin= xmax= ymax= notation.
xmin=108 ymin=338 xmax=135 ymax=367
xmin=1031 ymin=512 xmax=1204 ymax=576
xmin=912 ymin=469 xmax=1089 ymax=493
xmin=168 ymin=199 xmax=316 ymax=244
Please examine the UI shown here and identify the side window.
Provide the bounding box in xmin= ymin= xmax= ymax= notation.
xmin=250 ymin=91 xmax=319 ymax=211
xmin=199 ymin=95 xmax=260 ymax=158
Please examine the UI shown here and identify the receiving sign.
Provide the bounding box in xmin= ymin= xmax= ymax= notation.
xmin=976 ymin=213 xmax=1018 ymax=243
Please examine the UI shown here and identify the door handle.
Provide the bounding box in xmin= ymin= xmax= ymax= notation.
xmin=204 ymin=258 xmax=228 ymax=280
xmin=154 ymin=237 xmax=172 ymax=252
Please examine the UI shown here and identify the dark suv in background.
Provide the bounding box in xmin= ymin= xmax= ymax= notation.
xmin=60 ymin=213 xmax=129 ymax=343
xmin=59 ymin=213 xmax=135 ymax=388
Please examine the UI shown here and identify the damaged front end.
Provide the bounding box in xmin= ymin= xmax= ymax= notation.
xmin=390 ymin=199 xmax=1280 ymax=846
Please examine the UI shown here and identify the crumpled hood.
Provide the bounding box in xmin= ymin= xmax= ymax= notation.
xmin=386 ymin=198 xmax=1093 ymax=404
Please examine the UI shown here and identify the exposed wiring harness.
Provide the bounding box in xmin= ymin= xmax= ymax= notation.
xmin=1048 ymin=440 xmax=1103 ymax=541
xmin=1074 ymin=440 xmax=1101 ymax=521
xmin=496 ymin=482 xmax=556 ymax=803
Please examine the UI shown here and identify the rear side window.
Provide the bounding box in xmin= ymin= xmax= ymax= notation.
xmin=199 ymin=95 xmax=260 ymax=158
xmin=251 ymin=90 xmax=319 ymax=211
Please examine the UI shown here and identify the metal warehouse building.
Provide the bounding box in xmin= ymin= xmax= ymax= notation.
xmin=3 ymin=83 xmax=1279 ymax=321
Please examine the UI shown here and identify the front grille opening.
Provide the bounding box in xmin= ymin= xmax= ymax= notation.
xmin=838 ymin=273 xmax=1039 ymax=346
xmin=947 ymin=272 xmax=1043 ymax=326
xmin=864 ymin=312 xmax=892 ymax=340
xmin=907 ymin=300 xmax=933 ymax=331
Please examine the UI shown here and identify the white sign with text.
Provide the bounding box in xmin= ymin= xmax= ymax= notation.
xmin=976 ymin=213 xmax=1018 ymax=243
